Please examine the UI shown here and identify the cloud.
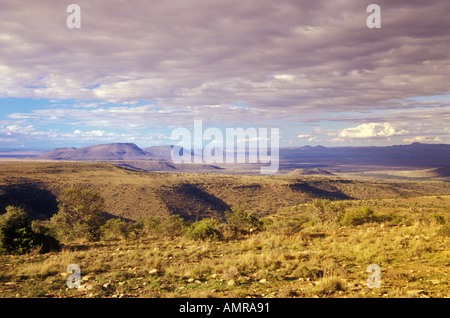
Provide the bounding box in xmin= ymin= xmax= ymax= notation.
xmin=0 ymin=0 xmax=448 ymax=110
xmin=0 ymin=0 xmax=449 ymax=147
xmin=402 ymin=136 xmax=443 ymax=143
xmin=297 ymin=134 xmax=320 ymax=143
xmin=338 ymin=123 xmax=407 ymax=139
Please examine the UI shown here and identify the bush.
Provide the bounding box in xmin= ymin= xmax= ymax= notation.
xmin=313 ymin=276 xmax=346 ymax=296
xmin=383 ymin=212 xmax=409 ymax=226
xmin=225 ymin=205 xmax=263 ymax=236
xmin=31 ymin=221 xmax=61 ymax=253
xmin=340 ymin=206 xmax=382 ymax=226
xmin=437 ymin=224 xmax=450 ymax=237
xmin=161 ymin=215 xmax=187 ymax=238
xmin=136 ymin=215 xmax=186 ymax=239
xmin=306 ymin=199 xmax=345 ymax=225
xmin=432 ymin=214 xmax=446 ymax=225
xmin=0 ymin=206 xmax=37 ymax=254
xmin=267 ymin=217 xmax=306 ymax=235
xmin=185 ymin=218 xmax=223 ymax=241
xmin=50 ymin=187 xmax=106 ymax=241
xmin=101 ymin=218 xmax=130 ymax=240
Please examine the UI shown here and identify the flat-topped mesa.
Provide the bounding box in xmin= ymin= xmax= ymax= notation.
xmin=37 ymin=143 xmax=154 ymax=161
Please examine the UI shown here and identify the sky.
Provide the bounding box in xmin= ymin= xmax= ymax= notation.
xmin=0 ymin=0 xmax=449 ymax=150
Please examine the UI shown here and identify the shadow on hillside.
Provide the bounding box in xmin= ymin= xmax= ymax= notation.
xmin=289 ymin=182 xmax=352 ymax=200
xmin=0 ymin=183 xmax=58 ymax=220
xmin=160 ymin=183 xmax=231 ymax=221
xmin=101 ymin=211 xmax=133 ymax=223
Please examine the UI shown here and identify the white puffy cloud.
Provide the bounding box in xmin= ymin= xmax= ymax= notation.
xmin=297 ymin=134 xmax=320 ymax=143
xmin=0 ymin=124 xmax=36 ymax=136
xmin=402 ymin=136 xmax=443 ymax=143
xmin=338 ymin=123 xmax=407 ymax=139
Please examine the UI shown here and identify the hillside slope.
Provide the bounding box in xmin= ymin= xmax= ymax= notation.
xmin=2 ymin=162 xmax=450 ymax=222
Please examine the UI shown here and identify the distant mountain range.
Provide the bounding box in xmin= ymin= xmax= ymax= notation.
xmin=16 ymin=141 xmax=449 ymax=172
xmin=36 ymin=143 xmax=220 ymax=162
xmin=279 ymin=142 xmax=450 ymax=168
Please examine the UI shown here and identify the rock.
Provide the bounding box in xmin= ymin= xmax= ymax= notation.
xmin=103 ymin=283 xmax=111 ymax=289
xmin=81 ymin=275 xmax=92 ymax=282
xmin=227 ymin=279 xmax=235 ymax=286
xmin=187 ymin=278 xmax=195 ymax=283
xmin=148 ymin=268 xmax=158 ymax=275
xmin=406 ymin=290 xmax=424 ymax=297
xmin=428 ymin=280 xmax=440 ymax=285
xmin=259 ymin=278 xmax=267 ymax=284
xmin=78 ymin=284 xmax=95 ymax=291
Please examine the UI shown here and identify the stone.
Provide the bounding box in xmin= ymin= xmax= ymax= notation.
xmin=428 ymin=280 xmax=440 ymax=285
xmin=406 ymin=290 xmax=424 ymax=297
xmin=81 ymin=275 xmax=92 ymax=282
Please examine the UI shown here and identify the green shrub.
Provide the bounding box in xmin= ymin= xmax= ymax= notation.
xmin=383 ymin=212 xmax=409 ymax=226
xmin=50 ymin=187 xmax=106 ymax=241
xmin=161 ymin=215 xmax=187 ymax=238
xmin=340 ymin=206 xmax=381 ymax=226
xmin=101 ymin=218 xmax=130 ymax=240
xmin=267 ymin=217 xmax=306 ymax=235
xmin=136 ymin=215 xmax=186 ymax=239
xmin=432 ymin=214 xmax=446 ymax=225
xmin=306 ymin=199 xmax=345 ymax=225
xmin=135 ymin=216 xmax=160 ymax=236
xmin=0 ymin=206 xmax=38 ymax=254
xmin=185 ymin=218 xmax=223 ymax=241
xmin=31 ymin=221 xmax=61 ymax=253
xmin=225 ymin=205 xmax=263 ymax=235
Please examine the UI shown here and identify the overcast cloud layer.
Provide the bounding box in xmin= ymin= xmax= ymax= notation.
xmin=0 ymin=0 xmax=449 ymax=148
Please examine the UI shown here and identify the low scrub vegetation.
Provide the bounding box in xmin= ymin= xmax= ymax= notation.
xmin=1 ymin=188 xmax=450 ymax=298
xmin=340 ymin=206 xmax=383 ymax=226
xmin=185 ymin=218 xmax=223 ymax=241
xmin=306 ymin=199 xmax=346 ymax=225
xmin=50 ymin=187 xmax=106 ymax=242
xmin=0 ymin=206 xmax=60 ymax=255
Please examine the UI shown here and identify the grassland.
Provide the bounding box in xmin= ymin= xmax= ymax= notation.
xmin=0 ymin=161 xmax=449 ymax=298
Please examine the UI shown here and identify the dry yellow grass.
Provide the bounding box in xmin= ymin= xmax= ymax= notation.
xmin=1 ymin=203 xmax=449 ymax=298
